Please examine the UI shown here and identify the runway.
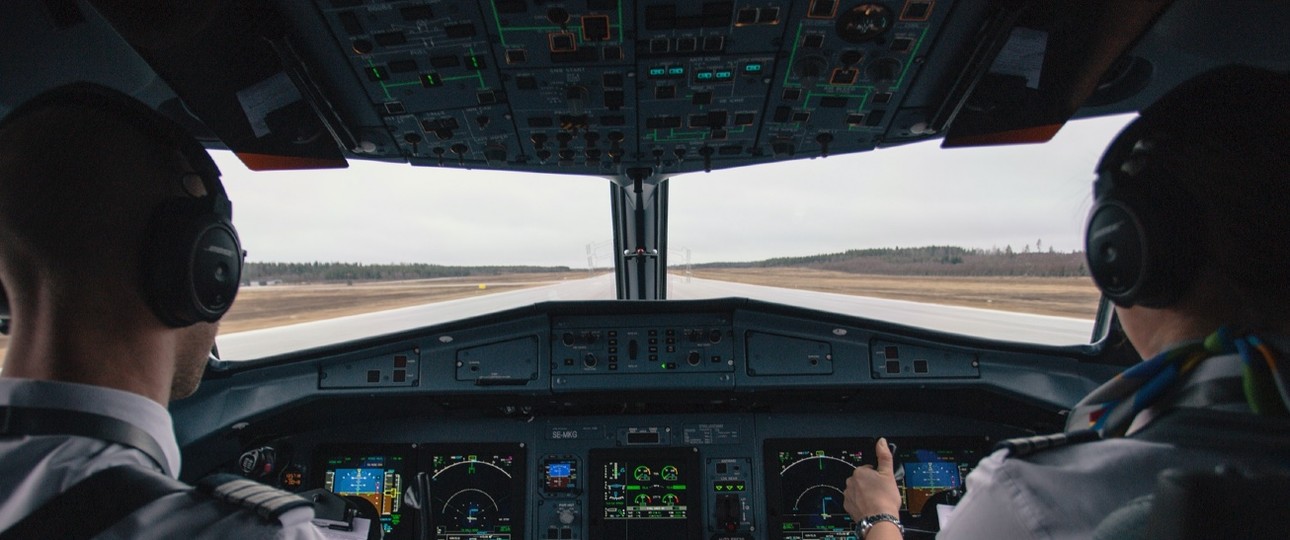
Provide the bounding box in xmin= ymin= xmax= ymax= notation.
xmin=216 ymin=274 xmax=1094 ymax=360
xmin=668 ymin=275 xmax=1094 ymax=346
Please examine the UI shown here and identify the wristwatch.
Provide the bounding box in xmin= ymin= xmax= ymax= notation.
xmin=856 ymin=513 xmax=904 ymax=538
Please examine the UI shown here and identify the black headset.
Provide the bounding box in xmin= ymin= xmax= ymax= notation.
xmin=0 ymin=83 xmax=243 ymax=327
xmin=1084 ymin=122 xmax=1201 ymax=308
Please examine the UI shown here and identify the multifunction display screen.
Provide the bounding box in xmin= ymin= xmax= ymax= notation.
xmin=425 ymin=444 xmax=526 ymax=540
xmin=764 ymin=439 xmax=876 ymax=540
xmin=588 ymin=447 xmax=702 ymax=539
xmin=542 ymin=457 xmax=580 ymax=494
xmin=888 ymin=438 xmax=989 ymax=534
xmin=317 ymin=443 xmax=527 ymax=540
xmin=320 ymin=447 xmax=412 ymax=539
xmin=763 ymin=437 xmax=990 ymax=539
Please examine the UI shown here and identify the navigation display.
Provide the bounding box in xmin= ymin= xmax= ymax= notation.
xmin=764 ymin=438 xmax=875 ymax=540
xmin=320 ymin=446 xmax=413 ymax=539
xmin=424 ymin=443 xmax=526 ymax=540
xmin=588 ymin=447 xmax=702 ymax=539
xmin=763 ymin=437 xmax=990 ymax=539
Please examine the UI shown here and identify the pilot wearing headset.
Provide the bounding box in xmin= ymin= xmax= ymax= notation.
xmin=0 ymin=84 xmax=328 ymax=539
xmin=843 ymin=65 xmax=1290 ymax=539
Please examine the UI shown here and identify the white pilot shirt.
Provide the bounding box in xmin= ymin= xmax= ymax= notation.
xmin=0 ymin=378 xmax=327 ymax=540
xmin=936 ymin=345 xmax=1285 ymax=540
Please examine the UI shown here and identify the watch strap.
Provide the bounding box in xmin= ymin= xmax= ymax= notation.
xmin=857 ymin=513 xmax=904 ymax=538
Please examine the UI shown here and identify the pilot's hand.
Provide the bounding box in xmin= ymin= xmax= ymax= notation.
xmin=844 ymin=437 xmax=902 ymax=521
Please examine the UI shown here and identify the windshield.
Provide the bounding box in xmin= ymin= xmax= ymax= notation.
xmin=193 ymin=114 xmax=1133 ymax=360
xmin=668 ymin=114 xmax=1136 ymax=345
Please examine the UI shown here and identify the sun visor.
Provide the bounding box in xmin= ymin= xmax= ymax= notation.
xmin=91 ymin=0 xmax=350 ymax=171
xmin=940 ymin=0 xmax=1173 ymax=148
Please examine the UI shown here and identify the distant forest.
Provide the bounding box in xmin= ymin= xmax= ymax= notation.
xmin=242 ymin=262 xmax=574 ymax=284
xmin=692 ymin=245 xmax=1088 ymax=278
xmin=243 ymin=245 xmax=1086 ymax=284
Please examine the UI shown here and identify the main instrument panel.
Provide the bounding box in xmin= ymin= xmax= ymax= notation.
xmin=275 ymin=418 xmax=993 ymax=540
xmin=186 ymin=299 xmax=1109 ymax=540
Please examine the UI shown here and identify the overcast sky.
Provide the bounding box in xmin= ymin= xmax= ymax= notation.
xmin=213 ymin=114 xmax=1134 ymax=269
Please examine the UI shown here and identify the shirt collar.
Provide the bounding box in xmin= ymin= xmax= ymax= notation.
xmin=0 ymin=377 xmax=182 ymax=478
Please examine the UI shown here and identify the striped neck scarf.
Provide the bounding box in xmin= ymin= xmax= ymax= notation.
xmin=1067 ymin=327 xmax=1289 ymax=438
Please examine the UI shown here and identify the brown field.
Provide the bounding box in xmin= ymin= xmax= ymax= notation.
xmin=688 ymin=268 xmax=1101 ymax=319
xmin=217 ymin=271 xmax=583 ymax=334
xmin=0 ymin=269 xmax=1099 ymax=364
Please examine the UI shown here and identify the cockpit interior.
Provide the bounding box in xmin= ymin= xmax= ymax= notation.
xmin=1 ymin=0 xmax=1286 ymax=539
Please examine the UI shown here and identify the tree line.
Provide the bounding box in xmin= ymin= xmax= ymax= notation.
xmin=242 ymin=262 xmax=574 ymax=284
xmin=692 ymin=245 xmax=1088 ymax=277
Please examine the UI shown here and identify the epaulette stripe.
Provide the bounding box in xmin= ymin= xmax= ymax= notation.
xmin=216 ymin=485 xmax=268 ymax=505
xmin=212 ymin=480 xmax=262 ymax=500
xmin=196 ymin=474 xmax=312 ymax=523
xmin=260 ymin=493 xmax=302 ymax=509
xmin=258 ymin=494 xmax=311 ymax=520
xmin=227 ymin=484 xmax=273 ymax=500
xmin=995 ymin=429 xmax=1100 ymax=458
xmin=240 ymin=489 xmax=288 ymax=508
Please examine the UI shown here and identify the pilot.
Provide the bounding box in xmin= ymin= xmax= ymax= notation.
xmin=843 ymin=64 xmax=1290 ymax=539
xmin=0 ymin=84 xmax=327 ymax=539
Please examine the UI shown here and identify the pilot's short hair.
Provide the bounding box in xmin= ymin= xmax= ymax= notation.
xmin=1109 ymin=65 xmax=1290 ymax=319
xmin=0 ymin=85 xmax=188 ymax=288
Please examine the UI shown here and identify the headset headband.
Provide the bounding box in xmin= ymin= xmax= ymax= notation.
xmin=0 ymin=82 xmax=243 ymax=327
xmin=0 ymin=83 xmax=229 ymax=218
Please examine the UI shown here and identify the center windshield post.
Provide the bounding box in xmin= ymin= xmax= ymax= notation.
xmin=611 ymin=168 xmax=669 ymax=300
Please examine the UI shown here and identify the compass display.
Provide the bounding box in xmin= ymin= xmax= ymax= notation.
xmin=589 ymin=447 xmax=703 ymax=539
xmin=764 ymin=438 xmax=875 ymax=540
xmin=763 ymin=437 xmax=990 ymax=539
xmin=425 ymin=443 xmax=527 ymax=540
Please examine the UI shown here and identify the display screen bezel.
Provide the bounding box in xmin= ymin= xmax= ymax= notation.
xmin=420 ymin=442 xmax=528 ymax=540
xmin=314 ymin=444 xmax=418 ymax=540
xmin=763 ymin=437 xmax=876 ymax=540
xmin=763 ymin=436 xmax=992 ymax=539
xmin=587 ymin=446 xmax=704 ymax=540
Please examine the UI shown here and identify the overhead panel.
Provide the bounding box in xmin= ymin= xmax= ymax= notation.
xmin=310 ymin=0 xmax=955 ymax=176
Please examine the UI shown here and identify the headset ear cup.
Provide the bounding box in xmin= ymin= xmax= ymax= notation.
xmin=1086 ymin=200 xmax=1148 ymax=306
xmin=141 ymin=198 xmax=242 ymax=327
xmin=190 ymin=216 xmax=242 ymax=319
xmin=1086 ymin=186 xmax=1199 ymax=308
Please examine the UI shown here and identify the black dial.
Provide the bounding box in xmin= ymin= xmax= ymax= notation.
xmin=837 ymin=4 xmax=893 ymax=43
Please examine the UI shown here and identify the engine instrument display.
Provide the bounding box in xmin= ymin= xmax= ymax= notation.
xmin=320 ymin=446 xmax=412 ymax=538
xmin=426 ymin=443 xmax=527 ymax=540
xmin=588 ymin=447 xmax=702 ymax=539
